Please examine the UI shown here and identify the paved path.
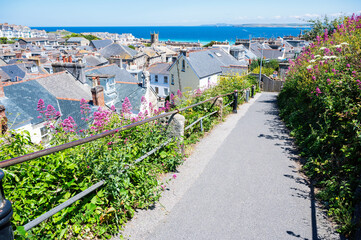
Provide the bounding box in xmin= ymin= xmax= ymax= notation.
xmin=120 ymin=93 xmax=339 ymax=240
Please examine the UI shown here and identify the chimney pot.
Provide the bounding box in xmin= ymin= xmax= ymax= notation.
xmin=0 ymin=84 xmax=4 ymax=98
xmin=91 ymin=86 xmax=105 ymax=107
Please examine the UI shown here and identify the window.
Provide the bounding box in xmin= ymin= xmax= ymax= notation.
xmin=155 ymin=75 xmax=158 ymax=82
xmin=182 ymin=60 xmax=185 ymax=71
xmin=171 ymin=74 xmax=174 ymax=85
xmin=164 ymin=88 xmax=169 ymax=96
xmin=40 ymin=126 xmax=50 ymax=143
xmin=155 ymin=87 xmax=159 ymax=94
xmin=164 ymin=76 xmax=168 ymax=84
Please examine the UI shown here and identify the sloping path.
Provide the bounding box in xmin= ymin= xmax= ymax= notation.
xmin=119 ymin=92 xmax=340 ymax=240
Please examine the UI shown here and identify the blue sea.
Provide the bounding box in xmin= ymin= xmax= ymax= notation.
xmin=33 ymin=26 xmax=308 ymax=45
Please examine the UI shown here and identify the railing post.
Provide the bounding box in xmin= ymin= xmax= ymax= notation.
xmin=251 ymin=85 xmax=255 ymax=98
xmin=215 ymin=97 xmax=223 ymax=121
xmin=0 ymin=170 xmax=14 ymax=240
xmin=233 ymin=90 xmax=238 ymax=113
xmin=245 ymin=88 xmax=249 ymax=102
xmin=200 ymin=119 xmax=204 ymax=132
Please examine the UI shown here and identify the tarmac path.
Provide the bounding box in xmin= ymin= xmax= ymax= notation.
xmin=119 ymin=92 xmax=340 ymax=240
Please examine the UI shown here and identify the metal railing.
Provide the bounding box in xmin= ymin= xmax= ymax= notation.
xmin=0 ymin=87 xmax=255 ymax=239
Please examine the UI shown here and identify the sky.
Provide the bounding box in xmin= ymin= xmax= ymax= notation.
xmin=0 ymin=0 xmax=360 ymax=26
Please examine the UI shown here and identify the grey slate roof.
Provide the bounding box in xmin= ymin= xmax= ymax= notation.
xmin=0 ymin=69 xmax=10 ymax=81
xmin=98 ymin=43 xmax=139 ymax=59
xmin=83 ymin=55 xmax=109 ymax=67
xmin=147 ymin=63 xmax=171 ymax=75
xmin=0 ymin=64 xmax=27 ymax=81
xmin=68 ymin=37 xmax=88 ymax=43
xmin=35 ymin=72 xmax=92 ymax=100
xmin=262 ymin=49 xmax=284 ymax=60
xmin=90 ymin=40 xmax=113 ymax=50
xmin=185 ymin=49 xmax=242 ymax=79
xmin=85 ymin=64 xmax=137 ymax=83
xmin=0 ymin=80 xmax=59 ymax=128
xmin=114 ymin=83 xmax=146 ymax=113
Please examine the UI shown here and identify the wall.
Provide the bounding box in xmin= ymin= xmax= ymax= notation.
xmin=199 ymin=74 xmax=218 ymax=90
xmin=169 ymin=55 xmax=199 ymax=95
xmin=149 ymin=73 xmax=170 ymax=98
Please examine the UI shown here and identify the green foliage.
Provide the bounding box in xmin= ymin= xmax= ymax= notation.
xmin=203 ymin=41 xmax=216 ymax=48
xmin=250 ymin=59 xmax=279 ymax=71
xmin=128 ymin=45 xmax=135 ymax=50
xmin=278 ymin=14 xmax=361 ymax=238
xmin=64 ymin=33 xmax=100 ymax=41
xmin=0 ymin=37 xmax=15 ymax=44
xmin=303 ymin=15 xmax=345 ymax=41
xmin=0 ymin=74 xmax=255 ymax=239
xmin=251 ymin=66 xmax=275 ymax=76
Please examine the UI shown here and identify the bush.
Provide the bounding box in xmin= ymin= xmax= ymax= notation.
xmin=278 ymin=13 xmax=361 ymax=238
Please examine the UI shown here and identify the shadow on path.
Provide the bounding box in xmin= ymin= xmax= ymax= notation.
xmin=257 ymin=94 xmax=323 ymax=240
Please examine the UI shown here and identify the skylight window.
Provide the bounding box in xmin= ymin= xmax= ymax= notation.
xmin=215 ymin=53 xmax=222 ymax=57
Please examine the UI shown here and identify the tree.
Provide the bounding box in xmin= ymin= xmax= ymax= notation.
xmin=203 ymin=41 xmax=216 ymax=48
xmin=128 ymin=45 xmax=135 ymax=50
xmin=303 ymin=15 xmax=345 ymax=41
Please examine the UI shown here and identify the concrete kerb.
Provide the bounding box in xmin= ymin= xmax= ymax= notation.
xmin=117 ymin=93 xmax=262 ymax=240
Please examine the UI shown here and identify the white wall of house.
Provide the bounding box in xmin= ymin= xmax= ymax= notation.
xmin=199 ymin=74 xmax=219 ymax=90
xmin=149 ymin=73 xmax=170 ymax=98
xmin=17 ymin=122 xmax=49 ymax=144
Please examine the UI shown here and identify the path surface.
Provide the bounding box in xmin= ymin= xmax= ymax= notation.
xmin=119 ymin=92 xmax=340 ymax=240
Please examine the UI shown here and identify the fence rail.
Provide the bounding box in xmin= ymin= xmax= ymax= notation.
xmin=0 ymin=87 xmax=256 ymax=239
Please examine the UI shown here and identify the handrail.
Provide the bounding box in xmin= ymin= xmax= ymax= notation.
xmin=0 ymin=89 xmax=241 ymax=238
xmin=0 ymin=92 xmax=234 ymax=169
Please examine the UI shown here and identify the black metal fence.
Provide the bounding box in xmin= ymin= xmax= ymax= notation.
xmin=0 ymin=87 xmax=255 ymax=239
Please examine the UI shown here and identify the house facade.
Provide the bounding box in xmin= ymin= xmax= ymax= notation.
xmin=147 ymin=63 xmax=171 ymax=98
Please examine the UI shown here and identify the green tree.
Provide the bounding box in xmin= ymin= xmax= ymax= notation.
xmin=303 ymin=15 xmax=344 ymax=40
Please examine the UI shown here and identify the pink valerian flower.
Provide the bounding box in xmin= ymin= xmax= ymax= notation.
xmin=346 ymin=64 xmax=351 ymax=68
xmin=165 ymin=100 xmax=171 ymax=112
xmin=61 ymin=116 xmax=76 ymax=132
xmin=195 ymin=88 xmax=202 ymax=96
xmin=161 ymin=185 xmax=166 ymax=190
xmin=327 ymin=79 xmax=331 ymax=85
xmin=324 ymin=28 xmax=329 ymax=41
xmin=312 ymin=76 xmax=316 ymax=81
xmin=172 ymin=174 xmax=177 ymax=179
xmin=170 ymin=93 xmax=175 ymax=101
xmin=111 ymin=105 xmax=116 ymax=112
xmin=177 ymin=89 xmax=183 ymax=98
xmin=37 ymin=99 xmax=45 ymax=113
xmin=356 ymin=80 xmax=361 ymax=89
xmin=45 ymin=104 xmax=57 ymax=120
xmin=122 ymin=97 xmax=132 ymax=116
xmin=315 ymin=87 xmax=322 ymax=96
xmin=91 ymin=108 xmax=111 ymax=131
xmin=107 ymin=141 xmax=113 ymax=145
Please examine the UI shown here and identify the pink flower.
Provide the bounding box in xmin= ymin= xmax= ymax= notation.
xmin=122 ymin=97 xmax=132 ymax=115
xmin=161 ymin=185 xmax=166 ymax=190
xmin=111 ymin=105 xmax=116 ymax=112
xmin=177 ymin=89 xmax=182 ymax=98
xmin=172 ymin=174 xmax=177 ymax=179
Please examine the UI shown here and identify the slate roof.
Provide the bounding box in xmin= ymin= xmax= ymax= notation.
xmin=98 ymin=43 xmax=139 ymax=59
xmin=85 ymin=64 xmax=137 ymax=83
xmin=262 ymin=49 xmax=284 ymax=60
xmin=114 ymin=83 xmax=146 ymax=113
xmin=35 ymin=72 xmax=92 ymax=100
xmin=147 ymin=63 xmax=171 ymax=75
xmin=83 ymin=55 xmax=109 ymax=67
xmin=68 ymin=37 xmax=89 ymax=43
xmin=184 ymin=49 xmax=242 ymax=79
xmin=0 ymin=64 xmax=27 ymax=81
xmin=0 ymin=80 xmax=59 ymax=128
xmin=0 ymin=69 xmax=10 ymax=81
xmin=90 ymin=40 xmax=113 ymax=50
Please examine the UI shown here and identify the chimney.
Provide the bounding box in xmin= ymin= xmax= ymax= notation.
xmin=68 ymin=56 xmax=72 ymax=63
xmin=180 ymin=49 xmax=188 ymax=57
xmin=91 ymin=86 xmax=105 ymax=107
xmin=63 ymin=56 xmax=66 ymax=62
xmin=15 ymin=52 xmax=22 ymax=58
xmin=0 ymin=105 xmax=7 ymax=134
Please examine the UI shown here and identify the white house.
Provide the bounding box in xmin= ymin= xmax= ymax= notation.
xmin=147 ymin=62 xmax=171 ymax=98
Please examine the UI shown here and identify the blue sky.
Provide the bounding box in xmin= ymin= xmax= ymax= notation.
xmin=0 ymin=0 xmax=360 ymax=26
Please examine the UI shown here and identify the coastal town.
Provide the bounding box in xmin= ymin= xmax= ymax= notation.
xmin=0 ymin=22 xmax=308 ymax=143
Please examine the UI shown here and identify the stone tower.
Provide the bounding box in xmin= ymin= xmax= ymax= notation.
xmin=150 ymin=32 xmax=159 ymax=44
